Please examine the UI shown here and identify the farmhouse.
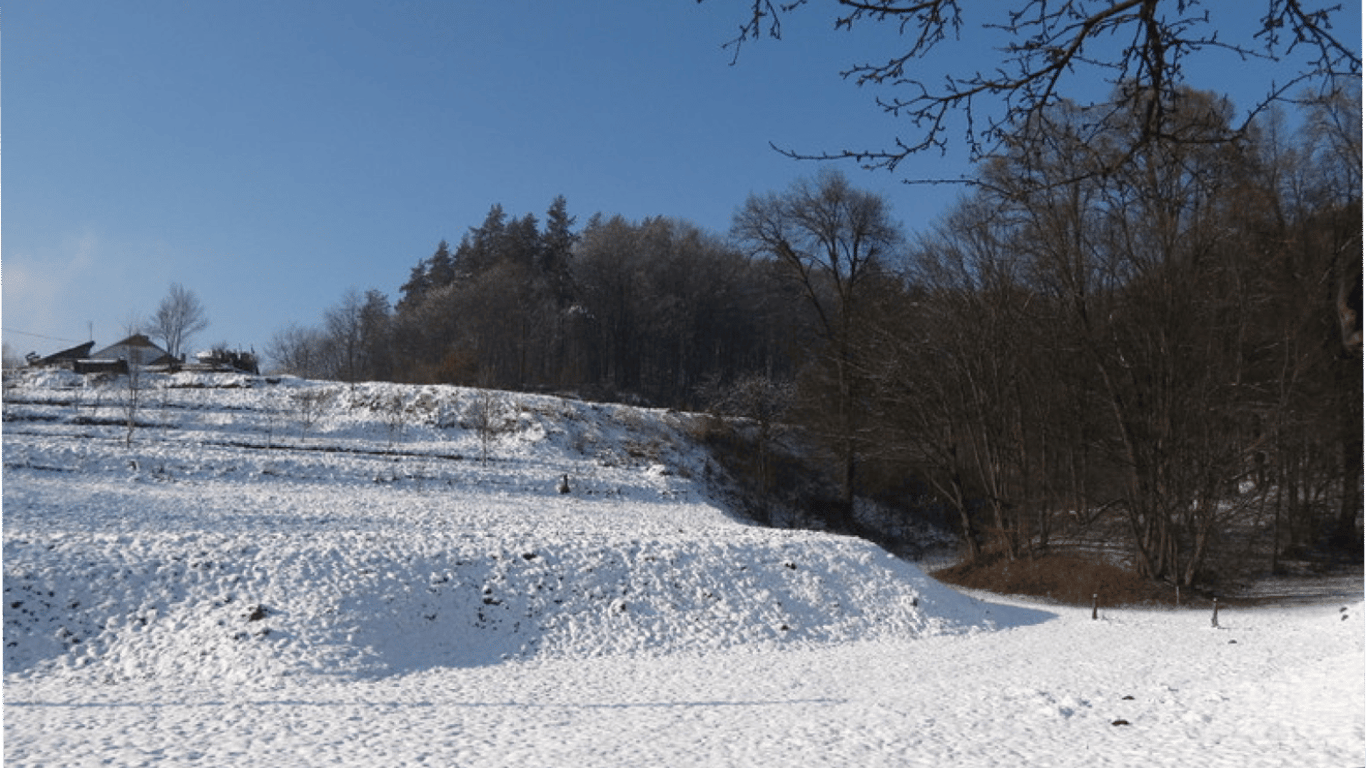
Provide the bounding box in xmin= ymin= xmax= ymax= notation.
xmin=23 ymin=335 xmax=260 ymax=375
xmin=24 ymin=335 xmax=175 ymax=375
xmin=24 ymin=341 xmax=95 ymax=369
xmin=88 ymin=334 xmax=177 ymax=369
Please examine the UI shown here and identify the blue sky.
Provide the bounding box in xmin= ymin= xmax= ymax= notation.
xmin=5 ymin=1 xmax=1360 ymax=358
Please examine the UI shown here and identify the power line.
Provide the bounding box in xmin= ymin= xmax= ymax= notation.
xmin=1 ymin=328 xmax=88 ymax=344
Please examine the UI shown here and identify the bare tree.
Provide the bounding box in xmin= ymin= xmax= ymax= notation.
xmin=289 ymin=387 xmax=336 ymax=440
xmin=120 ymin=316 xmax=146 ymax=447
xmin=1302 ymin=85 xmax=1365 ymax=357
xmin=733 ymin=169 xmax=902 ymax=524
xmin=962 ymin=89 xmax=1273 ymax=585
xmin=310 ymin=288 xmax=397 ymax=384
xmin=466 ymin=381 xmax=512 ymax=465
xmin=324 ymin=289 xmax=367 ymax=384
xmin=265 ymin=323 xmax=336 ymax=379
xmin=893 ymin=195 xmax=1048 ymax=561
xmin=703 ymin=372 xmax=795 ymax=523
xmin=717 ymin=1 xmax=1360 ymax=182
xmin=149 ymin=283 xmax=209 ymax=362
xmin=1 ymin=343 xmax=21 ymax=403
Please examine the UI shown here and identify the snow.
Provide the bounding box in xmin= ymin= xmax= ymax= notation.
xmin=4 ymin=371 xmax=1363 ymax=766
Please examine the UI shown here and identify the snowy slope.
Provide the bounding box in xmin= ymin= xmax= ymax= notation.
xmin=4 ymin=370 xmax=1362 ymax=767
xmin=3 ymin=371 xmax=1000 ymax=681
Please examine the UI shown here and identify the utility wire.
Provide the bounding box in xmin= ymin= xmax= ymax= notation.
xmin=1 ymin=328 xmax=88 ymax=344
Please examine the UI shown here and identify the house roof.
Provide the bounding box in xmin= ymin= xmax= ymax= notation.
xmin=27 ymin=341 xmax=96 ymax=367
xmin=90 ymin=334 xmax=173 ymax=364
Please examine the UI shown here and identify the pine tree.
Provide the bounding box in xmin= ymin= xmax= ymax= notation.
xmin=540 ymin=195 xmax=578 ymax=307
xmin=461 ymin=204 xmax=508 ymax=276
xmin=427 ymin=239 xmax=456 ymax=288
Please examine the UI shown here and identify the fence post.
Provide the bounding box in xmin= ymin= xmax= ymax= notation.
xmin=1211 ymin=598 xmax=1219 ymax=628
xmin=1092 ymin=593 xmax=1098 ymax=621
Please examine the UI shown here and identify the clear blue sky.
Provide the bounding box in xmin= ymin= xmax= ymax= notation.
xmin=5 ymin=1 xmax=1359 ymax=357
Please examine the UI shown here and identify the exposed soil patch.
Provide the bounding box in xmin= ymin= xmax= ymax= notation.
xmin=933 ymin=553 xmax=1192 ymax=607
xmin=933 ymin=551 xmax=1364 ymax=608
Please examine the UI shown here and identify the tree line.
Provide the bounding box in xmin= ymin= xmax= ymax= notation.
xmin=268 ymin=196 xmax=815 ymax=407
xmin=268 ymin=87 xmax=1360 ymax=586
xmin=873 ymin=89 xmax=1362 ymax=585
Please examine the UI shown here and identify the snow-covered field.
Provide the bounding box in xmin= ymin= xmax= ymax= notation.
xmin=4 ymin=370 xmax=1362 ymax=767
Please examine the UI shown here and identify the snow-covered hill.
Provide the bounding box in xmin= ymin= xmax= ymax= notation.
xmin=4 ymin=370 xmax=1362 ymax=767
xmin=3 ymin=370 xmax=998 ymax=682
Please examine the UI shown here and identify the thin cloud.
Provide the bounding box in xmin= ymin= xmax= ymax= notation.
xmin=2 ymin=231 xmax=102 ymax=347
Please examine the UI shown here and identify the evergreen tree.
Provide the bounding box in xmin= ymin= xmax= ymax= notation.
xmin=460 ymin=204 xmax=508 ymax=275
xmin=359 ymin=289 xmax=393 ymax=381
xmin=503 ymin=213 xmax=542 ymax=271
xmin=397 ymin=262 xmax=430 ymax=315
xmin=427 ymin=239 xmax=456 ymax=288
xmin=540 ymin=195 xmax=578 ymax=306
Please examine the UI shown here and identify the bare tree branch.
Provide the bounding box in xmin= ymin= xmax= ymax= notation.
xmin=712 ymin=0 xmax=1361 ymax=180
xmin=149 ymin=283 xmax=209 ymax=362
